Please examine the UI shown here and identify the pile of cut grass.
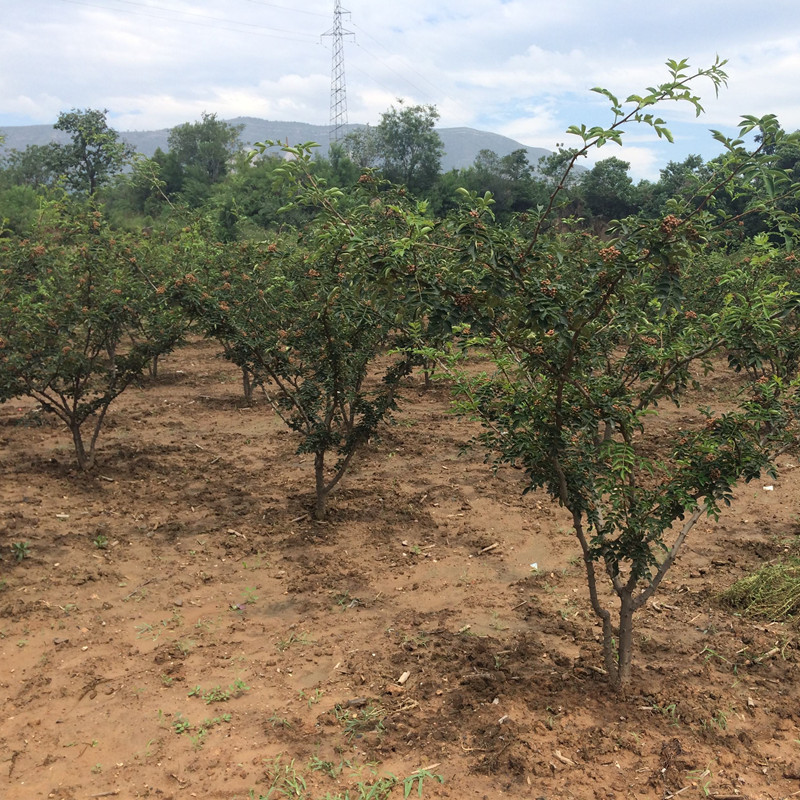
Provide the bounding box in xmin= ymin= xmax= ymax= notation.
xmin=720 ymin=559 xmax=800 ymax=622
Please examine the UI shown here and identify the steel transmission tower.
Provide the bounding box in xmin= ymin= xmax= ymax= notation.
xmin=323 ymin=1 xmax=353 ymax=143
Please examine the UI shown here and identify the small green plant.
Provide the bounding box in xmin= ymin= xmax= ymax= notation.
xmin=300 ymin=688 xmax=324 ymax=708
xmin=242 ymin=586 xmax=259 ymax=603
xmin=332 ymin=703 xmax=386 ymax=742
xmin=11 ymin=541 xmax=30 ymax=562
xmin=135 ymin=622 xmax=157 ymax=640
xmin=91 ymin=763 xmax=102 ymax=774
xmin=172 ymin=714 xmax=191 ymax=734
xmin=188 ymin=680 xmax=249 ymax=704
xmin=267 ymin=713 xmax=292 ymax=729
xmin=402 ymin=768 xmax=445 ymax=798
xmin=93 ymin=533 xmax=108 ymax=549
xmin=171 ymin=711 xmax=231 ymax=749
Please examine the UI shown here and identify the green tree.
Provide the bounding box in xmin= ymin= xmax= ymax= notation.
xmin=159 ymin=112 xmax=244 ymax=206
xmin=414 ymin=59 xmax=800 ymax=688
xmin=580 ymin=156 xmax=636 ymax=220
xmin=345 ymin=102 xmax=444 ymax=195
xmin=0 ymin=199 xmax=185 ymax=469
xmin=176 ymin=142 xmax=424 ymax=519
xmin=0 ymin=143 xmax=65 ymax=190
xmin=53 ymin=108 xmax=134 ymax=196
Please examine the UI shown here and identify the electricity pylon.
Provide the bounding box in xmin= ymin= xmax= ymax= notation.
xmin=323 ymin=0 xmax=353 ymax=143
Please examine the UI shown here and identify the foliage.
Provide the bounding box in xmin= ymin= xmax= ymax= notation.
xmin=173 ymin=143 xmax=425 ymax=518
xmin=412 ymin=59 xmax=800 ymax=687
xmin=0 ymin=143 xmax=66 ymax=191
xmin=344 ymin=102 xmax=444 ymax=195
xmin=53 ymin=108 xmax=134 ymax=196
xmin=0 ymin=198 xmax=186 ymax=469
xmin=156 ymin=112 xmax=244 ymax=207
xmin=580 ymin=156 xmax=636 ymax=220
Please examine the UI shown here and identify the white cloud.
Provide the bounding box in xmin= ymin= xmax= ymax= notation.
xmin=2 ymin=0 xmax=799 ymax=180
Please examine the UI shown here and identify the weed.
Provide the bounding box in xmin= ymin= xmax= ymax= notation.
xmin=332 ymin=703 xmax=386 ymax=742
xmin=91 ymin=763 xmax=102 ymax=774
xmin=175 ymin=638 xmax=194 ymax=655
xmin=403 ymin=768 xmax=445 ymax=798
xmin=307 ymin=755 xmax=339 ymax=777
xmin=300 ymin=688 xmax=324 ymax=708
xmin=11 ymin=541 xmax=30 ymax=562
xmin=686 ymin=768 xmax=714 ymax=796
xmin=172 ymin=714 xmax=191 ymax=734
xmin=252 ymin=756 xmax=444 ymax=800
xmin=188 ymin=680 xmax=249 ymax=704
xmin=267 ymin=713 xmax=292 ymax=729
xmin=242 ymin=552 xmax=269 ymax=570
xmin=699 ymin=645 xmax=729 ymax=665
xmin=93 ymin=533 xmax=108 ymax=549
xmin=135 ymin=622 xmax=158 ymax=641
xmin=171 ymin=711 xmax=231 ymax=749
xmin=242 ymin=586 xmax=259 ymax=603
xmin=489 ymin=611 xmax=509 ymax=631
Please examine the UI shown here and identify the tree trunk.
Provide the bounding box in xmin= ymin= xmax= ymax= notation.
xmin=71 ymin=425 xmax=94 ymax=471
xmin=614 ymin=593 xmax=636 ymax=689
xmin=313 ymin=451 xmax=329 ymax=521
xmin=242 ymin=367 xmax=253 ymax=403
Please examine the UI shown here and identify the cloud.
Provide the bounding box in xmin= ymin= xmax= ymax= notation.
xmin=2 ymin=0 xmax=799 ymax=181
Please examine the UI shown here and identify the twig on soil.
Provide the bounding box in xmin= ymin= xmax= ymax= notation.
xmin=479 ymin=542 xmax=500 ymax=554
xmin=98 ymin=475 xmax=115 ymax=483
xmin=511 ymin=599 xmax=529 ymax=610
xmin=554 ymin=749 xmax=577 ymax=766
xmin=459 ymin=737 xmax=489 ymax=753
xmin=87 ymin=792 xmax=120 ymax=798
xmin=291 ymin=513 xmax=309 ymax=523
xmin=664 ymin=788 xmax=690 ymax=799
xmin=123 ymin=578 xmax=155 ymax=600
xmin=209 ymin=455 xmax=221 ymax=465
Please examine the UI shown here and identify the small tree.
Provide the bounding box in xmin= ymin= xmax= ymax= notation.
xmin=419 ymin=60 xmax=800 ymax=687
xmin=175 ymin=143 xmax=423 ymax=519
xmin=0 ymin=199 xmax=184 ymax=469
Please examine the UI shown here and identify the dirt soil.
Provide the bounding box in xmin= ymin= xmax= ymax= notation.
xmin=2 ymin=338 xmax=800 ymax=800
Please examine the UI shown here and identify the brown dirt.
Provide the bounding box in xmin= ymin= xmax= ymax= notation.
xmin=2 ymin=338 xmax=800 ymax=800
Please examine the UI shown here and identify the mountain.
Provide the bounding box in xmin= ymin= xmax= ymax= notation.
xmin=0 ymin=117 xmax=552 ymax=172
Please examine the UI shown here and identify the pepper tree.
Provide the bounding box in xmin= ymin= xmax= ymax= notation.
xmin=175 ymin=143 xmax=430 ymax=519
xmin=0 ymin=197 xmax=186 ymax=469
xmin=413 ymin=60 xmax=800 ymax=687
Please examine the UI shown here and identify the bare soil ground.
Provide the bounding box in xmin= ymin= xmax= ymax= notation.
xmin=2 ymin=338 xmax=800 ymax=800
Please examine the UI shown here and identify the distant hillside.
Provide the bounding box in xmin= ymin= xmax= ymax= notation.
xmin=0 ymin=117 xmax=552 ymax=172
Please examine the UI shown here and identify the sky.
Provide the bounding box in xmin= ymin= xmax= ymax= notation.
xmin=3 ymin=0 xmax=800 ymax=181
